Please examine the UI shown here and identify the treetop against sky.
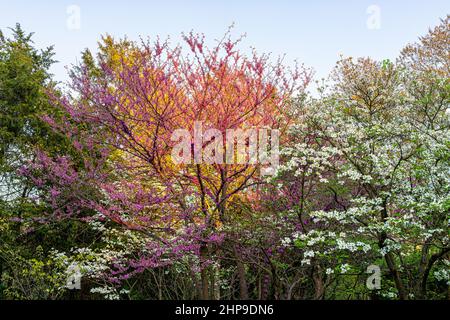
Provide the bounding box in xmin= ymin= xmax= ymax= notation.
xmin=1 ymin=0 xmax=449 ymax=85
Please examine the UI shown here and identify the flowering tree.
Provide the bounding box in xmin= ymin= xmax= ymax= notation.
xmin=23 ymin=29 xmax=309 ymax=299
xmin=12 ymin=17 xmax=448 ymax=301
xmin=276 ymin=16 xmax=449 ymax=300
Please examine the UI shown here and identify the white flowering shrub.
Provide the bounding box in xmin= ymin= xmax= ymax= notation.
xmin=275 ymin=20 xmax=449 ymax=299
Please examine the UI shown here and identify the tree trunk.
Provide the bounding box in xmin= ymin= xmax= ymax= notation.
xmin=312 ymin=265 xmax=325 ymax=300
xmin=234 ymin=245 xmax=249 ymax=299
xmin=384 ymin=252 xmax=408 ymax=300
xmin=379 ymin=201 xmax=408 ymax=300
xmin=200 ymin=243 xmax=210 ymax=300
xmin=418 ymin=247 xmax=450 ymax=299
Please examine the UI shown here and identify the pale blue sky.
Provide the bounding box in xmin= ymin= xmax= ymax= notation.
xmin=1 ymin=0 xmax=449 ymax=85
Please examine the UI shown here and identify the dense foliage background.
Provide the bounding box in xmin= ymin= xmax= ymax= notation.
xmin=0 ymin=17 xmax=449 ymax=300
